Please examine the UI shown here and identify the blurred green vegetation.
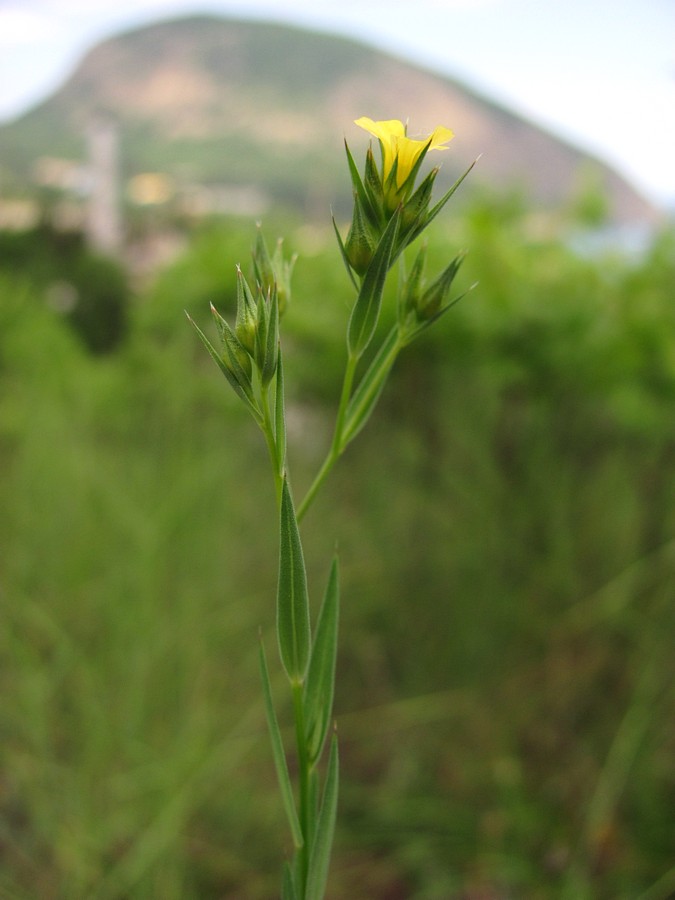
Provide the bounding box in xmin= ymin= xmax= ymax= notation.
xmin=1 ymin=197 xmax=674 ymax=899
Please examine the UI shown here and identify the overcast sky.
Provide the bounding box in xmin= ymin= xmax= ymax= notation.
xmin=1 ymin=0 xmax=674 ymax=208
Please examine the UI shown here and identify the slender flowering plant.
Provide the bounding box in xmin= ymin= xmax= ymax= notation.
xmin=188 ymin=117 xmax=476 ymax=899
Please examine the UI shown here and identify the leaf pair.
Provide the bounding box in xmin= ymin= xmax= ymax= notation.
xmin=262 ymin=478 xmax=341 ymax=898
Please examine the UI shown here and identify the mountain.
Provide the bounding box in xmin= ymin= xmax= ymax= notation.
xmin=0 ymin=15 xmax=657 ymax=226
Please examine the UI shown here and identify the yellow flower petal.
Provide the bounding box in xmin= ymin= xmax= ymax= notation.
xmin=427 ymin=125 xmax=455 ymax=151
xmin=354 ymin=117 xmax=454 ymax=189
xmin=354 ymin=117 xmax=406 ymax=142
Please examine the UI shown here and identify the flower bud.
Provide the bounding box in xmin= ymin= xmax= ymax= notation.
xmin=398 ymin=243 xmax=427 ymax=327
xmin=415 ymin=253 xmax=465 ymax=321
xmin=345 ymin=193 xmax=377 ymax=276
xmin=234 ymin=266 xmax=258 ymax=355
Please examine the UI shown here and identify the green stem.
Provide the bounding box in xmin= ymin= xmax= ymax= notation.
xmin=297 ymin=352 xmax=359 ymax=522
xmin=292 ymin=680 xmax=311 ymax=894
xmin=261 ymin=385 xmax=283 ymax=510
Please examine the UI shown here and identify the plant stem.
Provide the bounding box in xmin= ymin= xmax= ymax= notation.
xmin=261 ymin=385 xmax=283 ymax=510
xmin=297 ymin=352 xmax=359 ymax=522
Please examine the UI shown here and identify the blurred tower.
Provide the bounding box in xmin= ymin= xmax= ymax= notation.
xmin=86 ymin=117 xmax=122 ymax=255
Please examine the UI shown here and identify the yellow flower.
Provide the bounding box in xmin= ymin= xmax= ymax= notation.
xmin=354 ymin=117 xmax=454 ymax=189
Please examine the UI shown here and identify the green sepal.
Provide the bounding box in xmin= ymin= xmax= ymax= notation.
xmin=259 ymin=286 xmax=279 ymax=387
xmin=186 ymin=311 xmax=259 ymax=416
xmin=342 ymin=326 xmax=400 ymax=448
xmin=277 ymin=478 xmax=311 ymax=684
xmin=234 ymin=266 xmax=258 ymax=355
xmin=398 ymin=243 xmax=428 ymax=327
xmin=214 ymin=306 xmax=255 ymax=397
xmin=414 ymin=251 xmax=465 ymax=320
xmin=397 ymin=136 xmax=434 ymax=200
xmin=252 ymin=225 xmax=275 ymax=294
xmin=332 ymin=214 xmax=359 ymax=292
xmin=305 ymin=734 xmax=339 ymax=900
xmin=382 ymin=155 xmax=401 ymax=213
xmin=401 ymin=282 xmax=477 ymax=346
xmin=272 ymin=238 xmax=296 ymax=315
xmin=344 ymin=139 xmax=380 ymax=229
xmin=344 ymin=193 xmax=377 ymax=276
xmin=407 ymin=158 xmax=478 ymax=246
xmin=398 ymin=170 xmax=436 ymax=251
xmin=363 ymin=146 xmax=384 ymax=226
xmin=303 ymin=556 xmax=340 ymax=765
xmin=347 ymin=206 xmax=400 ymax=358
xmin=258 ymin=640 xmax=304 ymax=850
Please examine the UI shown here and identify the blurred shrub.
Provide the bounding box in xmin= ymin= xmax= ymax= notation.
xmin=0 ymin=223 xmax=130 ymax=353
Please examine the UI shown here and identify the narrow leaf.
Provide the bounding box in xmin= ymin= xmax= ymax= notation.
xmin=342 ymin=326 xmax=400 ymax=447
xmin=304 ymin=557 xmax=340 ymax=764
xmin=277 ymin=478 xmax=311 ymax=683
xmin=306 ymin=735 xmax=339 ymax=900
xmin=258 ymin=641 xmax=304 ymax=850
xmin=347 ymin=207 xmax=400 ymax=358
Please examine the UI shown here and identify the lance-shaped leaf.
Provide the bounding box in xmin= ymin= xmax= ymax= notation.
xmin=341 ymin=326 xmax=401 ymax=448
xmin=259 ymin=640 xmax=304 ymax=850
xmin=305 ymin=735 xmax=339 ymax=900
xmin=347 ymin=206 xmax=400 ymax=358
xmin=277 ymin=478 xmax=311 ymax=684
xmin=303 ymin=557 xmax=340 ymax=765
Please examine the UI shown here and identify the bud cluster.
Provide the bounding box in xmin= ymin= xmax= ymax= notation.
xmin=187 ymin=229 xmax=295 ymax=416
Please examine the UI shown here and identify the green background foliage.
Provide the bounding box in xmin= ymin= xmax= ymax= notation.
xmin=1 ymin=199 xmax=674 ymax=898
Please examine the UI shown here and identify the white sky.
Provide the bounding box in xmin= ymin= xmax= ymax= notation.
xmin=1 ymin=0 xmax=674 ymax=208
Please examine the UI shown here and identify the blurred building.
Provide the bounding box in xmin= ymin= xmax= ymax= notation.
xmin=85 ymin=117 xmax=123 ymax=255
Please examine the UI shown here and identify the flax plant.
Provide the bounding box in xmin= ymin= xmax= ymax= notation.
xmin=188 ymin=117 xmax=475 ymax=899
